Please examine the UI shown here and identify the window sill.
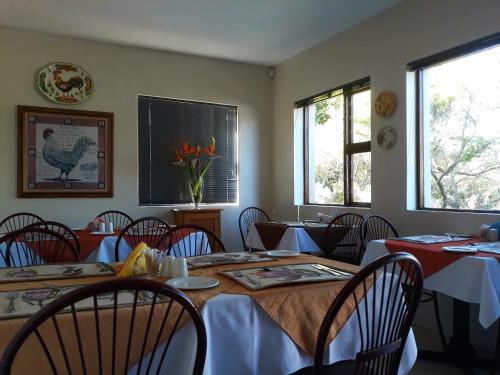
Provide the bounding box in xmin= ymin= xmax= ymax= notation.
xmin=302 ymin=203 xmax=371 ymax=209
xmin=409 ymin=207 xmax=500 ymax=215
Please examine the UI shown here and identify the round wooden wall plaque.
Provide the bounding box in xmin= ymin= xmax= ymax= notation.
xmin=374 ymin=91 xmax=397 ymax=117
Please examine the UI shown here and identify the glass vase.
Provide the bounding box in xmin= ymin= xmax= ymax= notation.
xmin=189 ymin=177 xmax=204 ymax=208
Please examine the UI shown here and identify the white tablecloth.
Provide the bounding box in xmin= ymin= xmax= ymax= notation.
xmin=132 ymin=292 xmax=417 ymax=375
xmin=0 ymin=242 xmax=43 ymax=267
xmin=246 ymin=224 xmax=323 ymax=254
xmin=361 ymin=240 xmax=500 ymax=328
xmin=85 ymin=233 xmax=210 ymax=262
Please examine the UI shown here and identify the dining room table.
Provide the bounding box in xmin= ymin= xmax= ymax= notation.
xmin=0 ymin=253 xmax=418 ymax=375
xmin=246 ymin=222 xmax=349 ymax=255
xmin=0 ymin=228 xmax=209 ymax=265
xmin=361 ymin=236 xmax=500 ymax=373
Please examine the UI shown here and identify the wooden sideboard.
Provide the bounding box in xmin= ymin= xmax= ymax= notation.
xmin=172 ymin=208 xmax=223 ymax=238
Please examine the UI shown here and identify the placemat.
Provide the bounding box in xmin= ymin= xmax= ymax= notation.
xmin=187 ymin=252 xmax=276 ymax=269
xmin=0 ymin=284 xmax=166 ymax=320
xmin=220 ymin=263 xmax=353 ymax=290
xmin=0 ymin=262 xmax=115 ymax=284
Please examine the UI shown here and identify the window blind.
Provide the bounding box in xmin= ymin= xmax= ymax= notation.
xmin=138 ymin=96 xmax=238 ymax=205
xmin=294 ymin=77 xmax=370 ymax=108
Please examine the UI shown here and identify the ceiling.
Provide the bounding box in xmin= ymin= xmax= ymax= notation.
xmin=0 ymin=0 xmax=403 ymax=65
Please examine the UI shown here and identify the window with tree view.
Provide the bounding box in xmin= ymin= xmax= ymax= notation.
xmin=297 ymin=78 xmax=371 ymax=206
xmin=412 ymin=35 xmax=500 ymax=211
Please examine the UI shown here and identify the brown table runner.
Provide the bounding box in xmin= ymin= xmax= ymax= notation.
xmin=186 ymin=254 xmax=360 ymax=356
xmin=255 ymin=223 xmax=350 ymax=253
xmin=0 ymin=255 xmax=359 ymax=372
xmin=254 ymin=223 xmax=288 ymax=250
xmin=303 ymin=225 xmax=350 ymax=253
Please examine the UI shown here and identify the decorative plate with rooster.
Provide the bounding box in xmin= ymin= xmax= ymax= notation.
xmin=35 ymin=62 xmax=94 ymax=104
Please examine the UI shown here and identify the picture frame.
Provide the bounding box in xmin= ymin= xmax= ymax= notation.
xmin=17 ymin=105 xmax=113 ymax=197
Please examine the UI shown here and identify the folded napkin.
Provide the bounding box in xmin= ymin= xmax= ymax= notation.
xmin=117 ymin=242 xmax=148 ymax=277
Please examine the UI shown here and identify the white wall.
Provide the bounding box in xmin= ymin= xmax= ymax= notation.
xmin=0 ymin=26 xmax=274 ymax=251
xmin=272 ymin=0 xmax=500 ymax=349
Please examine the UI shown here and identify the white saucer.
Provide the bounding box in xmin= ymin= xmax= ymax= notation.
xmin=263 ymin=250 xmax=300 ymax=257
xmin=442 ymin=246 xmax=478 ymax=254
xmin=167 ymin=276 xmax=220 ymax=290
xmin=89 ymin=231 xmax=115 ymax=235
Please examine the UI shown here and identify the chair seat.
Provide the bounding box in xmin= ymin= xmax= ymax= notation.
xmin=290 ymin=360 xmax=372 ymax=375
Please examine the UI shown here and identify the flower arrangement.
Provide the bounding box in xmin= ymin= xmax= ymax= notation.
xmin=174 ymin=137 xmax=218 ymax=206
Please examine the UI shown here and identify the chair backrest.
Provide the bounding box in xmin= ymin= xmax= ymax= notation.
xmin=0 ymin=232 xmax=16 ymax=268
xmin=314 ymin=252 xmax=423 ymax=375
xmin=6 ymin=227 xmax=80 ymax=267
xmin=163 ymin=224 xmax=226 ymax=257
xmin=0 ymin=212 xmax=44 ymax=233
xmin=0 ymin=278 xmax=207 ymax=375
xmin=238 ymin=207 xmax=270 ymax=251
xmin=115 ymin=217 xmax=170 ymax=261
xmin=360 ymin=215 xmax=399 ymax=251
xmin=96 ymin=210 xmax=133 ymax=230
xmin=24 ymin=221 xmax=80 ymax=255
xmin=324 ymin=213 xmax=364 ymax=265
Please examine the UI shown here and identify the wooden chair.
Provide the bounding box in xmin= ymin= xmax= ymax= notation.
xmin=0 ymin=278 xmax=207 ymax=375
xmin=6 ymin=227 xmax=80 ymax=267
xmin=24 ymin=221 xmax=80 ymax=255
xmin=238 ymin=207 xmax=270 ymax=251
xmin=115 ymin=217 xmax=170 ymax=261
xmin=294 ymin=252 xmax=423 ymax=375
xmin=324 ymin=213 xmax=364 ymax=265
xmin=96 ymin=210 xmax=133 ymax=230
xmin=0 ymin=232 xmax=16 ymax=267
xmin=359 ymin=215 xmax=399 ymax=250
xmin=162 ymin=224 xmax=226 ymax=257
xmin=0 ymin=212 xmax=44 ymax=233
xmin=360 ymin=214 xmax=447 ymax=351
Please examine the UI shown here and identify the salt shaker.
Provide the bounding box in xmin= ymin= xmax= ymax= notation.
xmin=479 ymin=224 xmax=490 ymax=241
xmin=173 ymin=257 xmax=188 ymax=278
xmin=160 ymin=255 xmax=175 ymax=278
xmin=105 ymin=222 xmax=113 ymax=233
xmin=487 ymin=228 xmax=498 ymax=242
xmin=98 ymin=222 xmax=106 ymax=232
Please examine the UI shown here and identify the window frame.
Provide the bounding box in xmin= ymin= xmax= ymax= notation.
xmin=298 ymin=77 xmax=371 ymax=207
xmin=409 ymin=31 xmax=500 ymax=213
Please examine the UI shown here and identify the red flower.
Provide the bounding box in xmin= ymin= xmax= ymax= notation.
xmin=175 ymin=149 xmax=184 ymax=161
xmin=203 ymin=142 xmax=215 ymax=156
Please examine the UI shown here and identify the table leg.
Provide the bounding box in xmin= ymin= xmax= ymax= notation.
xmin=447 ymin=299 xmax=476 ymax=374
xmin=418 ymin=298 xmax=493 ymax=374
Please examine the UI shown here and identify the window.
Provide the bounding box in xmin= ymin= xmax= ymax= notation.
xmin=296 ymin=78 xmax=371 ymax=206
xmin=138 ymin=96 xmax=238 ymax=205
xmin=410 ymin=32 xmax=500 ymax=212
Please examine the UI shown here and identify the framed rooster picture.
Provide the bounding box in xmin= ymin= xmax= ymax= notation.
xmin=17 ymin=106 xmax=113 ymax=197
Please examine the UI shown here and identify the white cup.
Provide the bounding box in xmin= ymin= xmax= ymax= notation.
xmin=160 ymin=255 xmax=175 ymax=278
xmin=98 ymin=222 xmax=106 ymax=233
xmin=172 ymin=257 xmax=188 ymax=278
xmin=487 ymin=228 xmax=498 ymax=242
xmin=105 ymin=222 xmax=114 ymax=233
